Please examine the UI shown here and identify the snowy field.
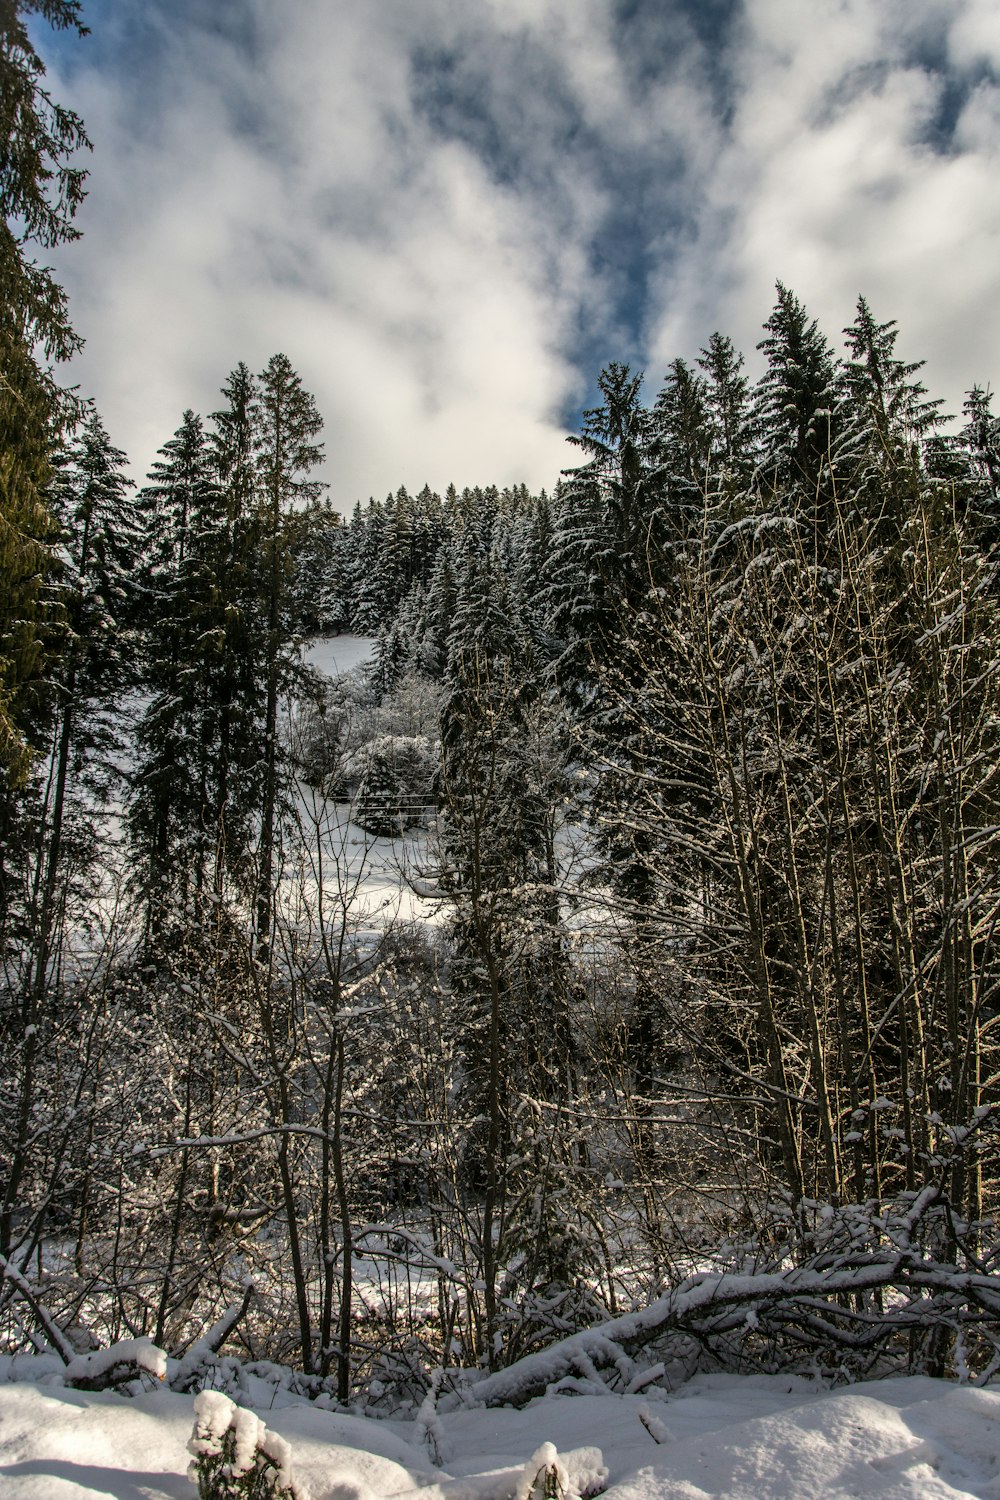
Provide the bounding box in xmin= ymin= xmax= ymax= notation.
xmin=2 ymin=1368 xmax=1000 ymax=1499
xmin=303 ymin=635 xmax=380 ymax=680
xmin=285 ymin=792 xmax=440 ymax=932
xmin=295 ymin=635 xmax=442 ymax=929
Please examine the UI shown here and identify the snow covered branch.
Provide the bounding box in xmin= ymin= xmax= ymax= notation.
xmin=457 ymin=1199 xmax=1000 ymax=1408
xmin=0 ymin=1254 xmax=76 ymax=1364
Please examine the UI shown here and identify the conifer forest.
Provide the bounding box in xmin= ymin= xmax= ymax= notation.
xmin=3 ymin=1 xmax=1000 ymax=1410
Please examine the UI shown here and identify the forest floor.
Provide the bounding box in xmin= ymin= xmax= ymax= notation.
xmin=2 ymin=1366 xmax=1000 ymax=1499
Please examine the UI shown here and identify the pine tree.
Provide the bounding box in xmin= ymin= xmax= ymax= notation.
xmin=549 ymin=363 xmax=659 ymax=696
xmin=140 ymin=407 xmax=215 ymax=581
xmin=0 ymin=0 xmax=89 ymax=787
xmin=565 ymin=362 xmax=655 ymax=584
xmin=253 ymin=353 xmax=325 ymax=962
xmin=0 ymin=2 xmax=94 ymax=1259
xmin=211 ymin=362 xmax=259 ymax=524
xmin=288 ymin=497 xmax=347 ymax=636
xmin=55 ymin=410 xmax=142 ymax=674
xmin=2 ymin=407 xmax=138 ymax=1258
xmin=131 ymin=409 xmax=243 ymax=925
xmin=29 ymin=409 xmax=140 ymax=946
xmin=650 ymin=357 xmax=713 ymax=536
xmin=420 ymin=545 xmax=458 ymax=676
xmin=841 ymin=296 xmax=943 ymax=456
xmin=959 ymin=385 xmax=1000 ymax=540
xmin=30 ymin=408 xmax=139 ymax=969
xmin=697 ymin=331 xmax=756 ymax=505
xmin=755 ymin=283 xmax=846 ymax=508
xmin=347 ymin=499 xmax=393 ymax=634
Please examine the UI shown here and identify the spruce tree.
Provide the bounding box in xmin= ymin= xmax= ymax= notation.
xmin=0 ymin=0 xmax=89 ymax=786
xmin=959 ymin=385 xmax=1000 ymax=541
xmin=755 ymin=283 xmax=846 ymax=509
xmin=131 ymin=410 xmax=242 ymax=926
xmin=549 ymin=363 xmax=660 ymax=699
xmin=27 ymin=408 xmax=138 ymax=980
xmin=30 ymin=408 xmax=139 ymax=959
xmin=288 ymin=497 xmax=347 ymax=636
xmin=253 ymin=353 xmax=325 ymax=962
xmin=841 ymin=296 xmax=942 ymax=455
xmin=650 ymin=357 xmax=713 ymax=537
xmin=697 ymin=331 xmax=756 ymax=508
xmin=2 ymin=407 xmax=137 ymax=1258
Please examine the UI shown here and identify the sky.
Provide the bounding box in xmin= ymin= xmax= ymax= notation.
xmin=36 ymin=0 xmax=1000 ymax=510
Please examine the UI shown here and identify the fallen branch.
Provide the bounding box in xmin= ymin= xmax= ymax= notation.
xmin=63 ymin=1336 xmax=167 ymax=1391
xmin=0 ymin=1253 xmax=76 ymax=1364
xmin=453 ymin=1190 xmax=1000 ymax=1408
xmin=171 ymin=1283 xmax=256 ymax=1391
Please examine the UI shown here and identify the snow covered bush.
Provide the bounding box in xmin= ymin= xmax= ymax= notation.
xmin=352 ymin=734 xmax=436 ymax=834
xmin=62 ymin=1336 xmax=166 ymax=1392
xmin=515 ymin=1443 xmax=569 ymax=1500
xmin=187 ymin=1390 xmax=312 ymax=1500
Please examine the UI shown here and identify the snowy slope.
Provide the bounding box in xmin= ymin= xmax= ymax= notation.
xmin=2 ymin=1371 xmax=1000 ymax=1500
xmin=303 ymin=635 xmax=379 ymax=680
xmin=293 ymin=634 xmax=442 ymax=928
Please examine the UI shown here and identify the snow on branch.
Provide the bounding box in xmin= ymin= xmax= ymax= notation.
xmin=63 ymin=1335 xmax=167 ymax=1391
xmin=171 ymin=1284 xmax=257 ymax=1392
xmin=455 ymin=1190 xmax=1000 ymax=1409
xmin=0 ymin=1253 xmax=76 ymax=1364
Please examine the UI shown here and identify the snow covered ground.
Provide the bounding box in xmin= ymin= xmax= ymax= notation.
xmin=2 ymin=1369 xmax=1000 ymax=1499
xmin=294 ymin=635 xmax=442 ymax=929
xmin=284 ymin=791 xmax=440 ymax=933
xmin=303 ymin=636 xmax=380 ymax=680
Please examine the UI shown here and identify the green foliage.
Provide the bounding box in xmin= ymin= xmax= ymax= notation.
xmin=0 ymin=0 xmax=89 ymax=785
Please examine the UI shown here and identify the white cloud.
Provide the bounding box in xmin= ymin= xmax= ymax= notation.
xmin=42 ymin=0 xmax=998 ymax=503
xmin=949 ymin=0 xmax=1000 ymax=71
xmin=647 ymin=0 xmax=1000 ymax=410
xmin=48 ymin=0 xmax=617 ymax=503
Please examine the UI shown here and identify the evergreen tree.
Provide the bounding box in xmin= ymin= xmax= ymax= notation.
xmin=211 ymin=362 xmax=259 ymax=524
xmin=755 ymin=283 xmax=846 ymax=508
xmin=288 ymin=496 xmax=347 ymax=636
xmin=29 ymin=407 xmax=137 ymax=926
xmin=140 ymin=407 xmax=214 ymax=582
xmin=420 ymin=544 xmax=458 ymax=677
xmin=959 ymin=385 xmax=1000 ymax=541
xmin=347 ymin=499 xmax=393 ymax=634
xmin=697 ymin=331 xmax=756 ymax=504
xmin=0 ymin=0 xmax=89 ymax=786
xmin=841 ymin=296 xmax=942 ymax=456
xmin=650 ymin=357 xmax=713 ymax=536
xmin=55 ymin=410 xmax=142 ymax=671
xmin=131 ymin=409 xmax=252 ymax=926
xmin=549 ymin=362 xmax=659 ymax=694
xmin=2 ymin=407 xmax=138 ymax=1258
xmin=253 ymin=353 xmax=325 ymax=962
xmin=31 ymin=409 xmax=140 ymax=947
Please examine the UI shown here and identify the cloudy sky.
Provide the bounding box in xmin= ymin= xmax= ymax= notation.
xmin=38 ymin=0 xmax=1000 ymax=509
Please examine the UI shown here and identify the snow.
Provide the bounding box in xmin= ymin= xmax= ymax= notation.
xmin=304 ymin=635 xmax=378 ymax=680
xmin=283 ymin=793 xmax=437 ymax=934
xmin=2 ymin=1370 xmax=1000 ymax=1500
xmin=63 ymin=1336 xmax=167 ymax=1387
xmin=288 ymin=635 xmax=444 ymax=931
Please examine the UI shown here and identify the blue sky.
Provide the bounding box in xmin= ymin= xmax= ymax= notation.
xmin=37 ymin=0 xmax=1000 ymax=507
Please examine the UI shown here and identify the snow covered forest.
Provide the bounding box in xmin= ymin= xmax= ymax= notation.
xmin=3 ymin=7 xmax=1000 ymax=1480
